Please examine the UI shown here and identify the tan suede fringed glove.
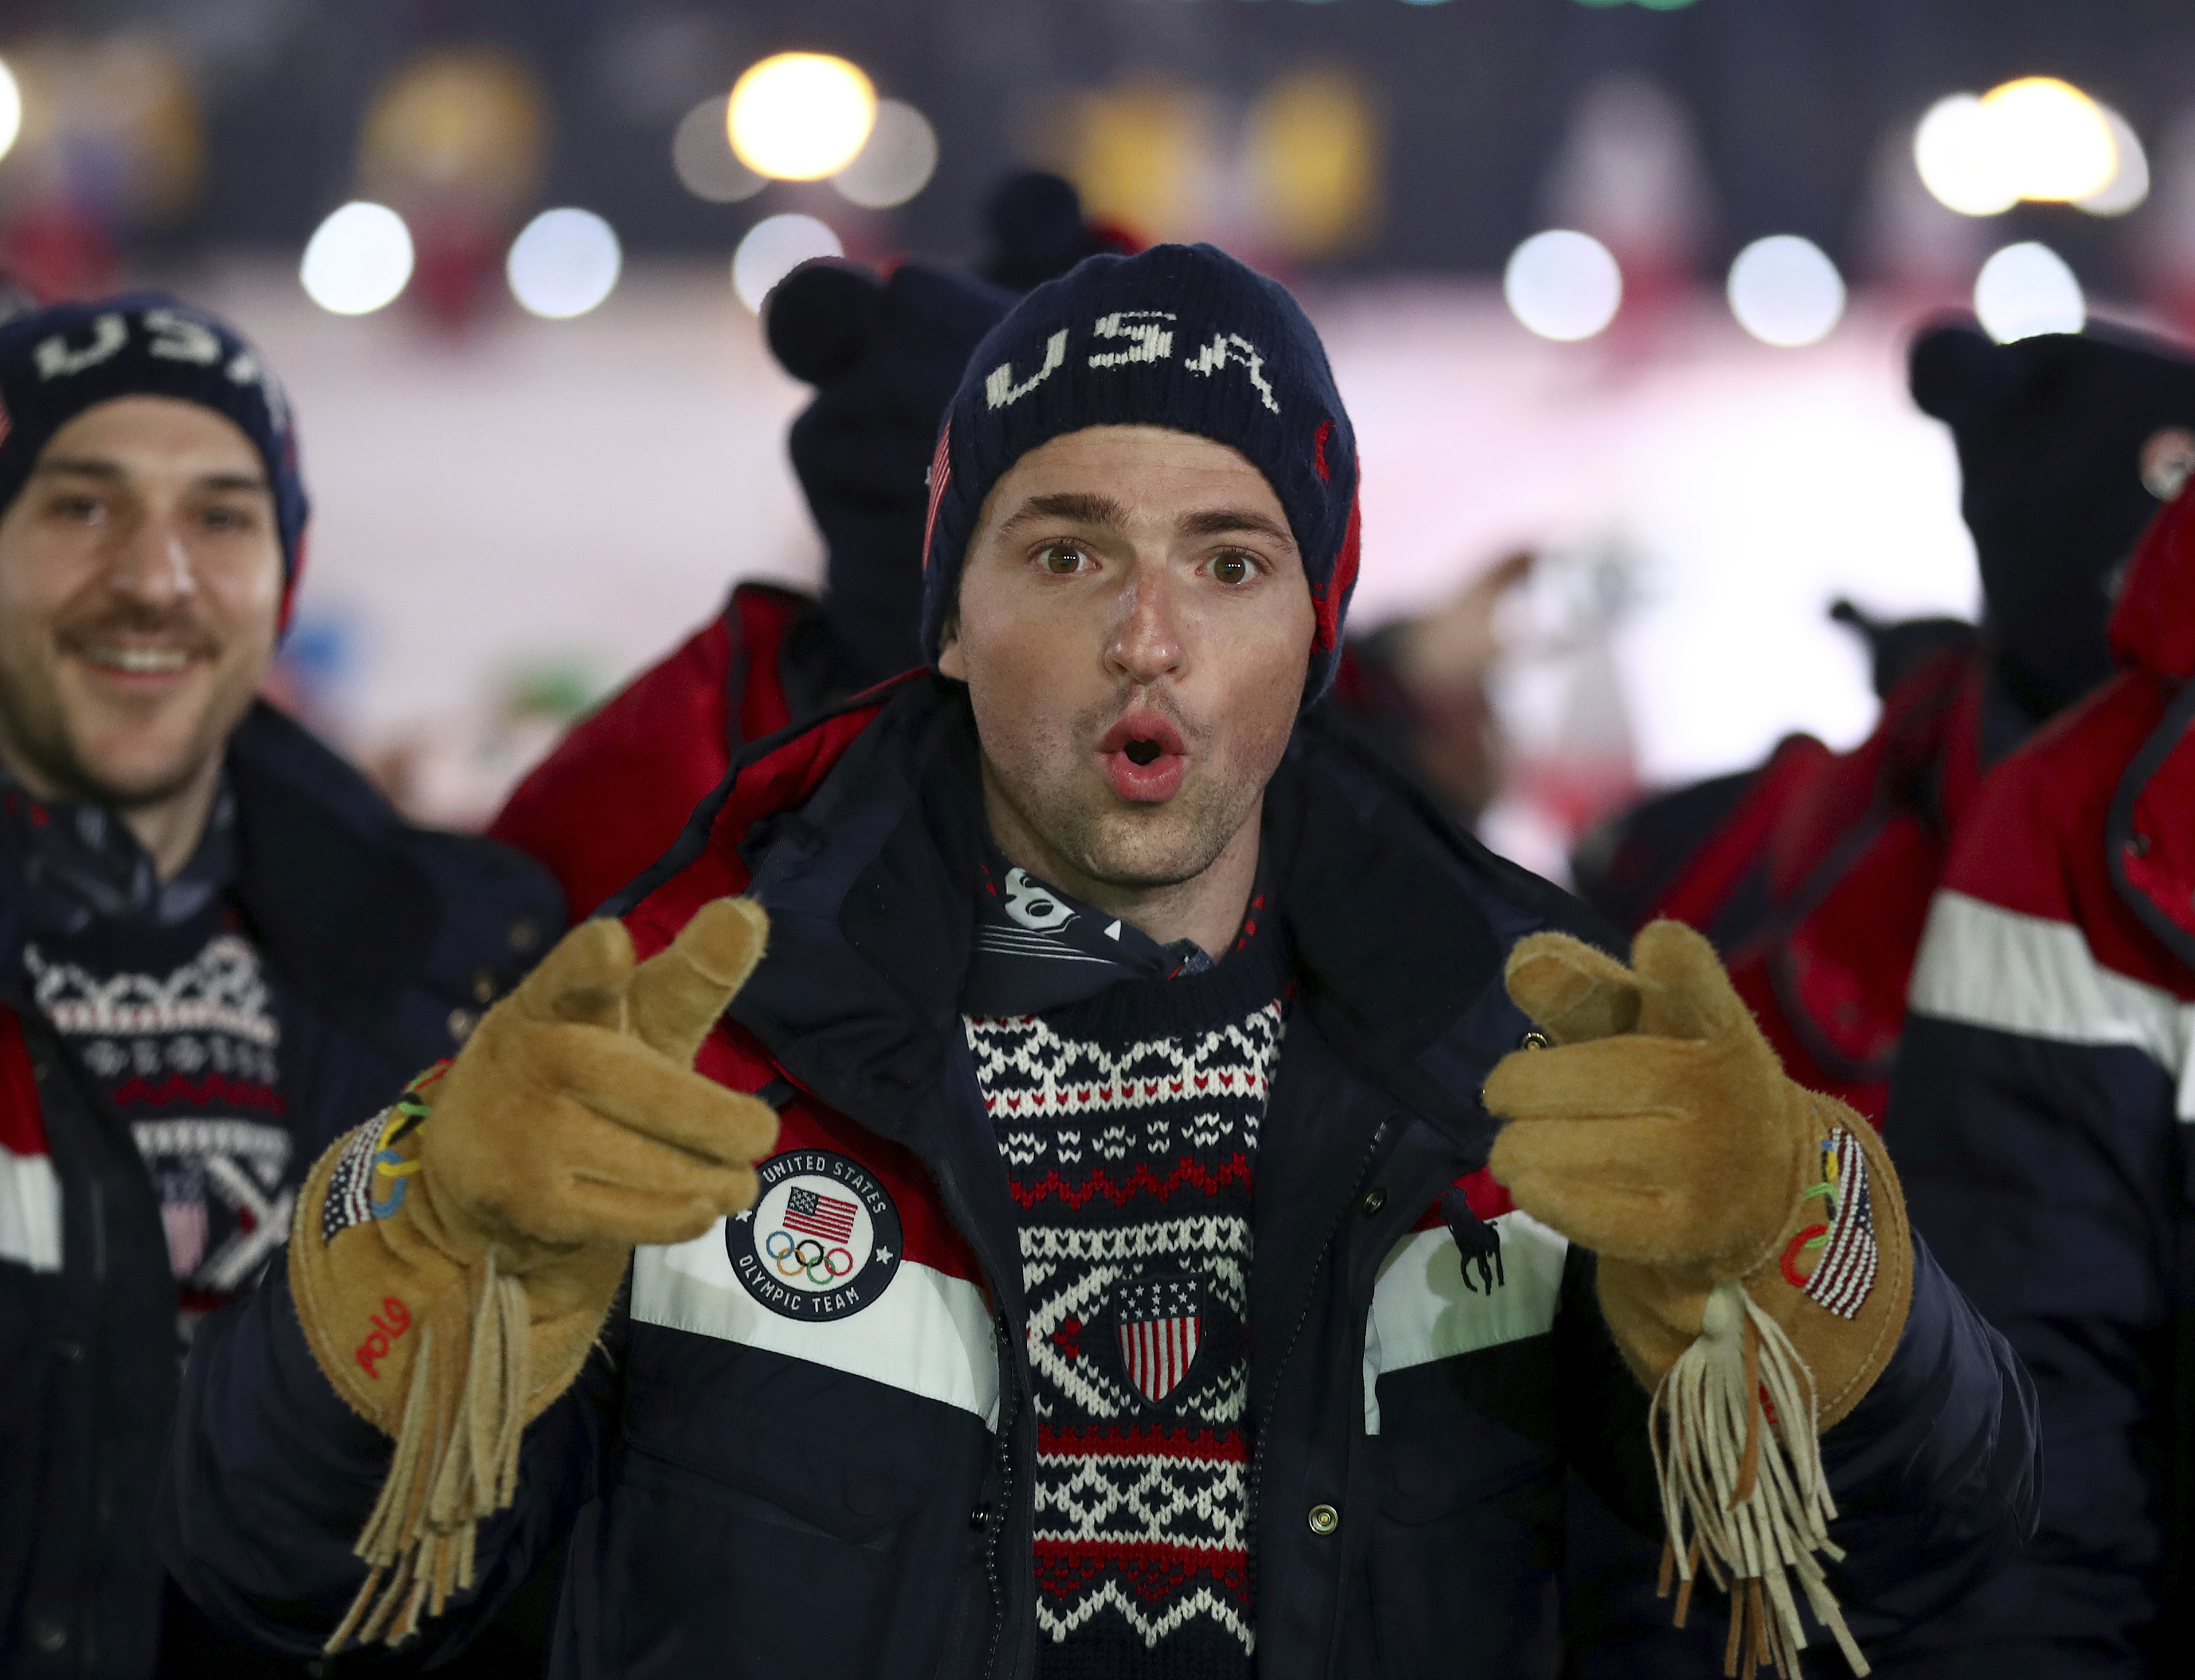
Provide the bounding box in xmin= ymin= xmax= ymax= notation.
xmin=287 ymin=899 xmax=780 ymax=1652
xmin=1484 ymin=920 xmax=1911 ymax=1680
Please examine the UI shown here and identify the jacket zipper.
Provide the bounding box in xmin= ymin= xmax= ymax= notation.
xmin=981 ymin=1309 xmax=1019 ymax=1680
xmin=1243 ymin=1117 xmax=1395 ymax=1623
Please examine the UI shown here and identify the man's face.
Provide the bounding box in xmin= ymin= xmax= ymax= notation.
xmin=0 ymin=395 xmax=282 ymax=808
xmin=940 ymin=425 xmax=1317 ymax=892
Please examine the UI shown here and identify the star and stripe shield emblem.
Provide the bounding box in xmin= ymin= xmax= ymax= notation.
xmin=1111 ymin=1273 xmax=1208 ymax=1405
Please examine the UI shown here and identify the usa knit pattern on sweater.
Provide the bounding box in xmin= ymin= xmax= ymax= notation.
xmin=967 ymin=961 xmax=1284 ymax=1679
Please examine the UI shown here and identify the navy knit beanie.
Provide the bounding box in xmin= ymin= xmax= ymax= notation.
xmin=0 ymin=293 xmax=309 ymax=623
xmin=920 ymin=242 xmax=1361 ymax=699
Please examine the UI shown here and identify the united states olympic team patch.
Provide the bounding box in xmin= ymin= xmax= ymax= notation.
xmin=728 ymin=1148 xmax=903 ymax=1321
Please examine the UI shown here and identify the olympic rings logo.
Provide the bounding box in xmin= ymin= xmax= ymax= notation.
xmin=766 ymin=1228 xmax=855 ymax=1285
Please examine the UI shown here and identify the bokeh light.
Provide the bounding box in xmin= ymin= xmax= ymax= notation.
xmin=830 ymin=99 xmax=937 ymax=209
xmin=732 ymin=213 xmax=842 ymax=313
xmin=1974 ymin=242 xmax=2084 ymax=343
xmin=300 ymin=202 xmax=414 ymax=316
xmin=0 ymin=58 xmax=22 ymax=163
xmin=2078 ymin=106 xmax=2149 ymax=215
xmin=1981 ymin=77 xmax=2115 ymax=202
xmin=1726 ymin=235 xmax=1845 ymax=348
xmin=1245 ymin=66 xmax=1380 ymax=260
xmin=1503 ymin=230 xmax=1623 ymax=342
xmin=673 ymin=96 xmax=764 ymax=203
xmin=506 ymin=208 xmax=622 ymax=319
xmin=1914 ymin=78 xmax=2118 ymax=215
xmin=728 ymin=53 xmax=876 ymax=182
xmin=1913 ymin=96 xmax=2019 ymax=215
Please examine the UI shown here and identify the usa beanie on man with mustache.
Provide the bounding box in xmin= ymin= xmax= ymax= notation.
xmin=0 ymin=293 xmax=310 ymax=622
xmin=920 ymin=242 xmax=1362 ymax=699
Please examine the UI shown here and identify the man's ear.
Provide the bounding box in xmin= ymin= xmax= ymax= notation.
xmin=937 ymin=615 xmax=966 ymax=680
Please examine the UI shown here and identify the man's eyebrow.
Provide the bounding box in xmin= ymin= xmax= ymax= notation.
xmin=31 ymin=457 xmax=125 ymax=482
xmin=998 ymin=491 xmax=1131 ymax=535
xmin=1180 ymin=507 xmax=1296 ymax=548
xmin=30 ymin=457 xmax=271 ymax=495
xmin=195 ymin=472 xmax=273 ymax=495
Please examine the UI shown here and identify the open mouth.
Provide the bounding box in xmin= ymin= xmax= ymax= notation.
xmin=1097 ymin=713 xmax=1188 ymax=803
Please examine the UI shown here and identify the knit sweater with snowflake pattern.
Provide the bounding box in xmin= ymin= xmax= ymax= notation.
xmin=965 ymin=900 xmax=1287 ymax=1680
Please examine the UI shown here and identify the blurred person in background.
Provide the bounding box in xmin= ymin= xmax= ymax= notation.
xmin=1327 ymin=549 xmax=1533 ymax=834
xmin=160 ymin=242 xmax=2033 ymax=1680
xmin=1573 ymin=320 xmax=2195 ymax=1129
xmin=0 ymin=295 xmax=561 ymax=1678
xmin=1884 ymin=476 xmax=2195 ymax=1677
xmin=487 ymin=255 xmax=1013 ymax=920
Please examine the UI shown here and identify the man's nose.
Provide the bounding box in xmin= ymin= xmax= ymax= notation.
xmin=106 ymin=514 xmax=197 ymax=605
xmin=1104 ymin=563 xmax=1185 ymax=685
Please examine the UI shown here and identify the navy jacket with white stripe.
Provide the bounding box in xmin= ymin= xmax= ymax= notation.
xmin=160 ymin=677 xmax=2035 ymax=1678
xmin=1888 ymin=488 xmax=2195 ymax=1677
xmin=0 ymin=702 xmax=562 ymax=1678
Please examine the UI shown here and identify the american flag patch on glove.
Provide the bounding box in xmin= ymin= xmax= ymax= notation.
xmin=321 ymin=1120 xmax=383 ymax=1245
xmin=1780 ymin=1126 xmax=1877 ymax=1320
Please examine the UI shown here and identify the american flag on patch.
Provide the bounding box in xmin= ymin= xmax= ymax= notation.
xmin=1803 ymin=1128 xmax=1878 ymax=1320
xmin=1113 ymin=1275 xmax=1206 ymax=1404
xmin=782 ymin=1187 xmax=859 ymax=1244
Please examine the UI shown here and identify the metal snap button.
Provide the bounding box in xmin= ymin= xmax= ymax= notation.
xmin=968 ymin=1503 xmax=992 ymax=1533
xmin=1358 ymin=1188 xmax=1386 ymax=1216
xmin=1519 ymin=1029 xmax=1553 ymax=1050
xmin=1307 ymin=1503 xmax=1340 ymax=1536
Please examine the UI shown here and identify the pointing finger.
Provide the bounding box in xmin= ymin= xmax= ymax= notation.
xmin=1503 ymin=932 xmax=1641 ymax=1045
xmin=627 ymin=898 xmax=769 ymax=1066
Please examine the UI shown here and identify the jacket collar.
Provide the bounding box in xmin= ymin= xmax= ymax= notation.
xmin=0 ymin=700 xmax=442 ymax=1025
xmin=2108 ymin=488 xmax=2195 ymax=679
xmin=641 ymin=676 xmax=1585 ymax=1166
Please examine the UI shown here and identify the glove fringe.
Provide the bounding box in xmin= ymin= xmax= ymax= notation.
xmin=325 ymin=1252 xmax=531 ymax=1654
xmin=1651 ymin=1279 xmax=1870 ymax=1678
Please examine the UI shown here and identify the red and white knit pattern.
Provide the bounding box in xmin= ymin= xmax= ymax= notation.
xmin=968 ymin=1000 xmax=1282 ymax=1669
xmin=25 ymin=934 xmax=289 ymax=1321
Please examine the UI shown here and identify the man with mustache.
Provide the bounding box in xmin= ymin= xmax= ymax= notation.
xmin=0 ymin=295 xmax=561 ymax=1678
xmin=163 ymin=246 xmax=2035 ymax=1678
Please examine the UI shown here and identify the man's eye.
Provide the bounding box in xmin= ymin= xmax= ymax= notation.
xmin=1038 ymin=543 xmax=1090 ymax=576
xmin=1211 ymin=551 xmax=1256 ymax=586
xmin=50 ymin=494 xmax=102 ymax=523
xmin=201 ymin=505 xmax=256 ymax=533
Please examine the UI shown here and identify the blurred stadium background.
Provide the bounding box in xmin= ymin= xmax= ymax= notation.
xmin=5 ymin=0 xmax=2184 ymax=870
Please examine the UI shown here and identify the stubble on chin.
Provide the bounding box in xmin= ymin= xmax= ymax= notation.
xmin=989 ymin=747 xmax=1259 ymax=894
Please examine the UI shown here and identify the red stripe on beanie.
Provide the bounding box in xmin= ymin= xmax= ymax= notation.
xmin=1313 ymin=488 xmax=1360 ymax=653
xmin=921 ymin=421 xmax=952 ymax=574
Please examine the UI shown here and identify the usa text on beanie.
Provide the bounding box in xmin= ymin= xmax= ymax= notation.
xmin=920 ymin=242 xmax=1361 ymax=700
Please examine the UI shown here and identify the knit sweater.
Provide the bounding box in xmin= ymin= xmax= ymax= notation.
xmin=966 ymin=902 xmax=1287 ymax=1680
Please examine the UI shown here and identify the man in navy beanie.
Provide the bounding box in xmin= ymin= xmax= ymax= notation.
xmin=164 ymin=245 xmax=2034 ymax=1679
xmin=0 ymin=293 xmax=561 ymax=1678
